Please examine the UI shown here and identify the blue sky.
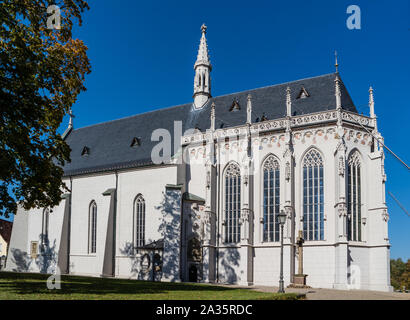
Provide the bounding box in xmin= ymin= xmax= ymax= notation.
xmin=4 ymin=0 xmax=410 ymax=259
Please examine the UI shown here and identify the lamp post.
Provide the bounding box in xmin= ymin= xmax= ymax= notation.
xmin=278 ymin=210 xmax=287 ymax=293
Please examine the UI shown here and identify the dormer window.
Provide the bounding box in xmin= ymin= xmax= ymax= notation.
xmin=297 ymin=87 xmax=310 ymax=99
xmin=261 ymin=113 xmax=268 ymax=122
xmin=130 ymin=137 xmax=141 ymax=148
xmin=229 ymin=99 xmax=240 ymax=112
xmin=81 ymin=146 xmax=90 ymax=156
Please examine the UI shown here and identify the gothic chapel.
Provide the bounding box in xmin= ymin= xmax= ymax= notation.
xmin=6 ymin=25 xmax=392 ymax=292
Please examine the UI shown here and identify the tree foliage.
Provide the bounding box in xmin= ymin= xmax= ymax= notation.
xmin=0 ymin=0 xmax=90 ymax=217
xmin=390 ymin=258 xmax=410 ymax=291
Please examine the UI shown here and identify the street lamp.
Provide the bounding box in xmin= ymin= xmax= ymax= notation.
xmin=277 ymin=209 xmax=287 ymax=293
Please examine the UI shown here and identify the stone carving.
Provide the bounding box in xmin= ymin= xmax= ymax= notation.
xmin=338 ymin=203 xmax=347 ymax=217
xmin=382 ymin=209 xmax=389 ymax=222
xmin=338 ymin=156 xmax=345 ymax=176
xmin=181 ymin=110 xmax=373 ymax=147
xmin=303 ymin=149 xmax=323 ymax=167
xmin=226 ymin=162 xmax=241 ymax=177
xmin=285 ymin=162 xmax=291 ymax=181
xmin=263 ymin=155 xmax=280 ymax=171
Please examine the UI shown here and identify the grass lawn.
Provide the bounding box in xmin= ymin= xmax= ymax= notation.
xmin=0 ymin=272 xmax=301 ymax=300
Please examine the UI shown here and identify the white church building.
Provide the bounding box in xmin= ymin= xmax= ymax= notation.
xmin=6 ymin=25 xmax=392 ymax=292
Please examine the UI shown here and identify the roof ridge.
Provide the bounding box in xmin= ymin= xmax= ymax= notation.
xmin=210 ymin=72 xmax=338 ymax=100
xmin=68 ymin=72 xmax=338 ymax=133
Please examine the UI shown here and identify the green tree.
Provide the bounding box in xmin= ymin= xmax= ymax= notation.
xmin=0 ymin=0 xmax=91 ymax=217
xmin=390 ymin=258 xmax=410 ymax=290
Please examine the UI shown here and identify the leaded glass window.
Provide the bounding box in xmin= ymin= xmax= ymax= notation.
xmin=88 ymin=201 xmax=97 ymax=254
xmin=303 ymin=149 xmax=324 ymax=241
xmin=263 ymin=155 xmax=280 ymax=242
xmin=134 ymin=195 xmax=146 ymax=248
xmin=225 ymin=163 xmax=241 ymax=243
xmin=347 ymin=151 xmax=362 ymax=241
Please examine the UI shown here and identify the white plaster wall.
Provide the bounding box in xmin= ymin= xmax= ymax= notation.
xmin=69 ymin=173 xmax=115 ymax=276
xmin=115 ymin=165 xmax=178 ymax=278
xmin=303 ymin=245 xmax=335 ymax=288
xmin=217 ymin=247 xmax=243 ymax=284
xmin=369 ymin=246 xmax=392 ymax=291
xmin=253 ymin=245 xmax=291 ymax=286
xmin=348 ymin=245 xmax=369 ymax=288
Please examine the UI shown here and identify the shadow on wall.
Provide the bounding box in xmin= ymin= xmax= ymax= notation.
xmin=9 ymin=235 xmax=57 ymax=274
xmin=156 ymin=189 xmax=181 ymax=282
xmin=119 ymin=242 xmax=147 ymax=280
xmin=218 ymin=248 xmax=240 ymax=284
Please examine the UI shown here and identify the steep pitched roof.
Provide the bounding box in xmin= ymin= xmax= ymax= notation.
xmin=63 ymin=73 xmax=357 ymax=176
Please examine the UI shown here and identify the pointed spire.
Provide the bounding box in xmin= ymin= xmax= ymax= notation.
xmin=286 ymin=86 xmax=291 ymax=117
xmin=210 ymin=102 xmax=215 ymax=131
xmin=335 ymin=50 xmax=339 ymax=73
xmin=193 ymin=24 xmax=212 ymax=109
xmin=195 ymin=24 xmax=211 ymax=69
xmin=247 ymin=94 xmax=252 ymax=124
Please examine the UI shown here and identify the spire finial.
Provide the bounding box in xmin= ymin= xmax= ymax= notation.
xmin=286 ymin=87 xmax=291 ymax=117
xmin=335 ymin=50 xmax=339 ymax=73
xmin=369 ymin=86 xmax=375 ymax=118
xmin=68 ymin=108 xmax=75 ymax=129
xmin=335 ymin=75 xmax=342 ymax=110
xmin=211 ymin=102 xmax=215 ymax=131
xmin=247 ymin=94 xmax=252 ymax=124
xmin=201 ymin=23 xmax=207 ymax=34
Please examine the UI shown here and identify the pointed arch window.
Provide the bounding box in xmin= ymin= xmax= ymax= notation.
xmin=303 ymin=149 xmax=324 ymax=241
xmin=224 ymin=163 xmax=241 ymax=243
xmin=263 ymin=156 xmax=280 ymax=242
xmin=133 ymin=195 xmax=146 ymax=249
xmin=347 ymin=151 xmax=362 ymax=241
xmin=41 ymin=208 xmax=49 ymax=251
xmin=88 ymin=201 xmax=97 ymax=254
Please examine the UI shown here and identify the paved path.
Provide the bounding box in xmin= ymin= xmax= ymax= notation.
xmin=219 ymin=284 xmax=409 ymax=300
xmin=251 ymin=285 xmax=410 ymax=300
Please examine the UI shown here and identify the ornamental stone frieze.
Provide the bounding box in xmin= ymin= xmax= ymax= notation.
xmin=181 ymin=110 xmax=373 ymax=147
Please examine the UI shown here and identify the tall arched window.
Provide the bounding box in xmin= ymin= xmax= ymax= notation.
xmin=347 ymin=151 xmax=362 ymax=241
xmin=224 ymin=163 xmax=241 ymax=243
xmin=41 ymin=208 xmax=49 ymax=251
xmin=88 ymin=201 xmax=97 ymax=254
xmin=133 ymin=195 xmax=145 ymax=249
xmin=303 ymin=149 xmax=324 ymax=241
xmin=263 ymin=155 xmax=280 ymax=242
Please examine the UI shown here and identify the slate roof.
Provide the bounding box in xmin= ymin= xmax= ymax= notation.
xmin=63 ymin=72 xmax=357 ymax=176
